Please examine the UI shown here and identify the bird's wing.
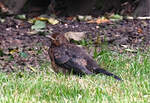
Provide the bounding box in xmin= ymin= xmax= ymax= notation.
xmin=53 ymin=46 xmax=70 ymax=64
xmin=65 ymin=44 xmax=100 ymax=70
xmin=60 ymin=57 xmax=93 ymax=75
xmin=53 ymin=44 xmax=93 ymax=75
xmin=53 ymin=44 xmax=85 ymax=64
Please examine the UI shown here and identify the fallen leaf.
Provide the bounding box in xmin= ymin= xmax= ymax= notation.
xmin=0 ymin=18 xmax=5 ymax=23
xmin=47 ymin=17 xmax=59 ymax=25
xmin=30 ymin=17 xmax=59 ymax=25
xmin=121 ymin=45 xmax=128 ymax=48
xmin=96 ymin=17 xmax=110 ymax=24
xmin=88 ymin=17 xmax=110 ymax=24
xmin=31 ymin=20 xmax=46 ymax=30
xmin=16 ymin=14 xmax=26 ymax=20
xmin=109 ymin=14 xmax=123 ymax=21
xmin=28 ymin=65 xmax=37 ymax=72
xmin=77 ymin=15 xmax=92 ymax=21
xmin=137 ymin=28 xmax=143 ymax=34
xmin=141 ymin=21 xmax=148 ymax=27
xmin=77 ymin=15 xmax=85 ymax=21
xmin=9 ymin=48 xmax=18 ymax=54
xmin=19 ymin=52 xmax=28 ymax=58
xmin=125 ymin=48 xmax=136 ymax=53
xmin=36 ymin=17 xmax=49 ymax=21
xmin=27 ymin=30 xmax=39 ymax=35
xmin=65 ymin=32 xmax=86 ymax=41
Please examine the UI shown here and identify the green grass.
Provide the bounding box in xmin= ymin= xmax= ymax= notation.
xmin=0 ymin=48 xmax=150 ymax=103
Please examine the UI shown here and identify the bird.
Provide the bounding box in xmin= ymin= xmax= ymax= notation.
xmin=48 ymin=33 xmax=121 ymax=80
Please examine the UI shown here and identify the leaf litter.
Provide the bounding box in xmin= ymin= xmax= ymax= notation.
xmin=0 ymin=16 xmax=150 ymax=72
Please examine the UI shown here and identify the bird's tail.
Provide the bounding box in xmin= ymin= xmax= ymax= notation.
xmin=95 ymin=68 xmax=122 ymax=80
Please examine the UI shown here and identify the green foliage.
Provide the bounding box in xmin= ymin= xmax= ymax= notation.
xmin=16 ymin=14 xmax=26 ymax=20
xmin=31 ymin=20 xmax=46 ymax=31
xmin=19 ymin=52 xmax=28 ymax=58
xmin=0 ymin=49 xmax=4 ymax=57
xmin=8 ymin=55 xmax=14 ymax=61
xmin=109 ymin=14 xmax=123 ymax=21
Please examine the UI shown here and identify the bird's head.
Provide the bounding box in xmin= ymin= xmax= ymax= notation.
xmin=50 ymin=33 xmax=69 ymax=46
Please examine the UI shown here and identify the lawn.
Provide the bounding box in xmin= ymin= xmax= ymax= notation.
xmin=0 ymin=47 xmax=149 ymax=103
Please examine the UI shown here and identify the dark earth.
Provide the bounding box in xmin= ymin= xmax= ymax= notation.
xmin=0 ymin=16 xmax=150 ymax=72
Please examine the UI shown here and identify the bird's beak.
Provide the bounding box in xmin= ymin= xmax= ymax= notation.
xmin=46 ymin=35 xmax=55 ymax=40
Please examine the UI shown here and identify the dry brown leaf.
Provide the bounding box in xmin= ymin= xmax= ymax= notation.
xmin=137 ymin=28 xmax=143 ymax=34
xmin=88 ymin=17 xmax=110 ymax=24
xmin=34 ymin=17 xmax=59 ymax=25
xmin=65 ymin=32 xmax=86 ymax=41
